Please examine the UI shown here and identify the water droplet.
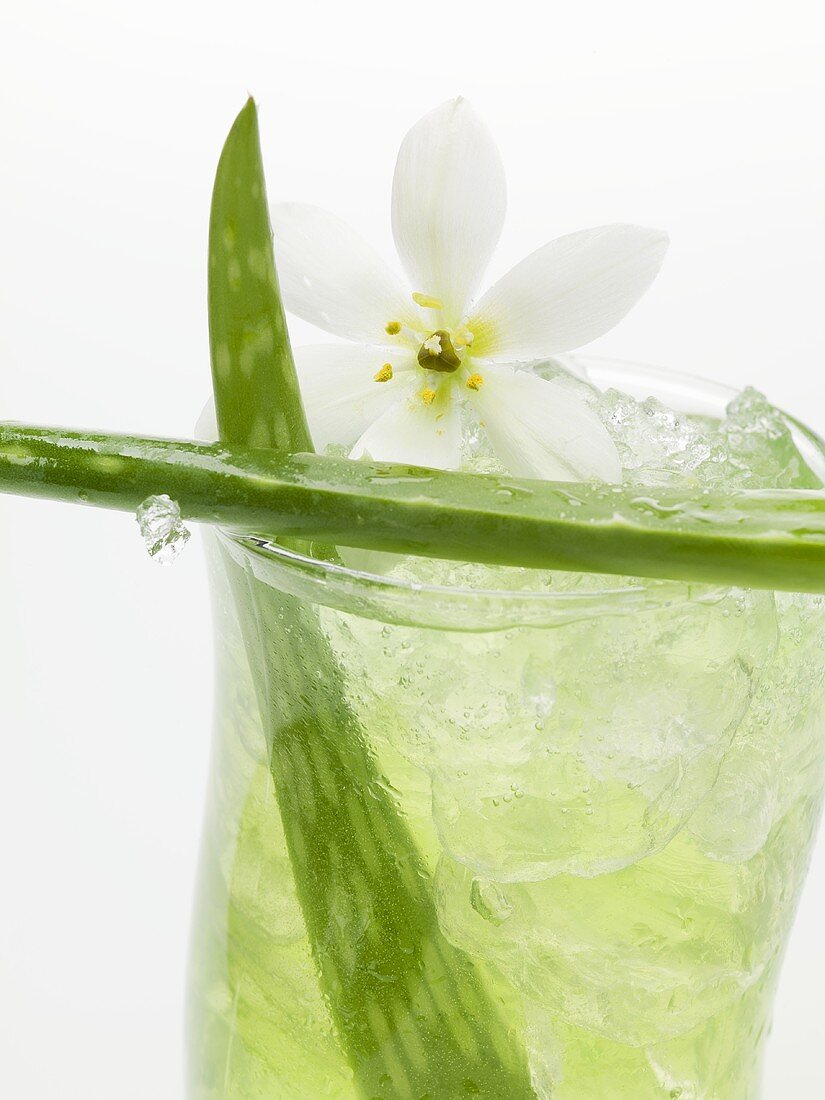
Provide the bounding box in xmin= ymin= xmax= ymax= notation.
xmin=135 ymin=494 xmax=191 ymax=564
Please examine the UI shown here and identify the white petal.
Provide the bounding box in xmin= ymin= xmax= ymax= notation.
xmin=469 ymin=225 xmax=669 ymax=361
xmin=194 ymin=396 xmax=218 ymax=441
xmin=391 ymin=98 xmax=506 ymax=324
xmin=271 ymin=203 xmax=418 ymax=343
xmin=295 ymin=344 xmax=417 ymax=449
xmin=350 ymin=383 xmax=461 ymax=470
xmin=467 ymin=364 xmax=622 ymax=482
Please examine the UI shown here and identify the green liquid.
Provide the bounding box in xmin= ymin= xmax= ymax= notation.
xmin=187 ymin=534 xmax=825 ymax=1098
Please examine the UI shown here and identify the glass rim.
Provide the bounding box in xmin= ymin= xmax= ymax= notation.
xmin=218 ymin=354 xmax=825 ymax=631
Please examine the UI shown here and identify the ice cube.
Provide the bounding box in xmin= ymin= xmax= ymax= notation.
xmin=597 ymin=390 xmax=719 ymax=486
xmin=436 ymin=797 xmax=813 ymax=1047
xmin=592 ymin=381 xmax=821 ymax=492
xmin=719 ymin=386 xmax=820 ymax=488
xmin=689 ymin=591 xmax=825 ymax=861
xmin=135 ymin=494 xmax=191 ymax=564
xmin=522 ymin=980 xmax=773 ymax=1100
xmin=524 ymin=1002 xmax=658 ymax=1099
xmin=324 ymin=584 xmax=776 ymax=882
xmin=644 ymin=961 xmax=778 ymax=1099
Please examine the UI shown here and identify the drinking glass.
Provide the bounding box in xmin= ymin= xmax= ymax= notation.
xmin=187 ymin=360 xmax=825 ymax=1099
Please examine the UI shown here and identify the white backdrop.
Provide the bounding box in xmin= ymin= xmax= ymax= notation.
xmin=1 ymin=2 xmax=824 ymax=1095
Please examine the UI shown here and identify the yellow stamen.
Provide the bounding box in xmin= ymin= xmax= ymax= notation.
xmin=385 ymin=320 xmax=402 ymax=335
xmin=466 ymin=373 xmax=484 ymax=391
xmin=421 ymin=388 xmax=437 ymax=406
xmin=412 ymin=291 xmax=443 ymax=310
xmin=373 ymin=363 xmax=393 ymax=383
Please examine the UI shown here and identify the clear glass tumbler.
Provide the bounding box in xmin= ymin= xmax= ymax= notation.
xmin=187 ymin=361 xmax=825 ymax=1099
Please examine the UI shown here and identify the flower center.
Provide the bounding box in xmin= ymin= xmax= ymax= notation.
xmin=384 ymin=292 xmax=476 ymax=390
xmin=417 ymin=330 xmax=462 ymax=373
xmin=416 ymin=324 xmax=475 ymax=372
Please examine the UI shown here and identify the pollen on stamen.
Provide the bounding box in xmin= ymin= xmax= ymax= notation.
xmin=373 ymin=363 xmax=393 ymax=383
xmin=467 ymin=373 xmax=484 ymax=391
xmin=454 ymin=326 xmax=475 ymax=350
xmin=385 ymin=321 xmax=402 ymax=335
xmin=421 ymin=388 xmax=437 ymax=406
xmin=412 ymin=291 xmax=443 ymax=310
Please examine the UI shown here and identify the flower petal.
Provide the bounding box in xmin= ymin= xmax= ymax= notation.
xmin=195 ymin=396 xmax=218 ymax=441
xmin=391 ymin=98 xmax=506 ymax=325
xmin=467 ymin=364 xmax=622 ymax=482
xmin=271 ymin=203 xmax=418 ymax=343
xmin=295 ymin=344 xmax=417 ymax=449
xmin=469 ymin=225 xmax=669 ymax=361
xmin=350 ymin=382 xmax=461 ymax=470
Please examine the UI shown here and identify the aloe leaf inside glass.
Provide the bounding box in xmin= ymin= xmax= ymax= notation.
xmin=202 ymin=97 xmax=537 ymax=1097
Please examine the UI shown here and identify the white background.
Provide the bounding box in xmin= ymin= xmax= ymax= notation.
xmin=1 ymin=1 xmax=824 ymax=1095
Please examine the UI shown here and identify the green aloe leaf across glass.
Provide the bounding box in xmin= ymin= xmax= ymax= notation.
xmin=2 ymin=424 xmax=825 ymax=594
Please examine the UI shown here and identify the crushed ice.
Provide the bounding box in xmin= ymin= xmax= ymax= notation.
xmin=135 ymin=494 xmax=191 ymax=564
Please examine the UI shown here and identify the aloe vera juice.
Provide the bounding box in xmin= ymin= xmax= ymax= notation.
xmin=186 ymin=363 xmax=825 ymax=1099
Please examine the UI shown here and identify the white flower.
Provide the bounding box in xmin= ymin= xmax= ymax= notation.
xmin=272 ymin=98 xmax=668 ymax=482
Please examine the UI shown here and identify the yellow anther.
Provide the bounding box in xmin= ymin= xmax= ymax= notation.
xmin=466 ymin=373 xmax=484 ymax=391
xmin=385 ymin=320 xmax=402 ymax=335
xmin=373 ymin=363 xmax=393 ymax=383
xmin=412 ymin=291 xmax=443 ymax=310
xmin=421 ymin=388 xmax=437 ymax=406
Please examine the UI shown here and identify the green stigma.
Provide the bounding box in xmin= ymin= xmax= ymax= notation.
xmin=417 ymin=330 xmax=461 ymax=373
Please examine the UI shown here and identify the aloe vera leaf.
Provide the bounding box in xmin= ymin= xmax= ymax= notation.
xmin=208 ymin=98 xmax=311 ymax=453
xmin=2 ymin=423 xmax=825 ymax=595
xmin=206 ymin=99 xmax=536 ymax=1096
xmin=223 ymin=551 xmax=537 ymax=1097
